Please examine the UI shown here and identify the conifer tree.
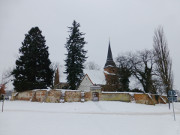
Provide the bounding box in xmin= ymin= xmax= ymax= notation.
xmin=64 ymin=20 xmax=87 ymax=90
xmin=12 ymin=27 xmax=53 ymax=92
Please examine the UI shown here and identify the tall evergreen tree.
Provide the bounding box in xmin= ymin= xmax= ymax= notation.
xmin=64 ymin=20 xmax=87 ymax=90
xmin=12 ymin=27 xmax=53 ymax=92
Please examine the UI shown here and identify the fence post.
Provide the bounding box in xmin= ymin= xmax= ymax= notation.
xmin=1 ymin=95 xmax=4 ymax=112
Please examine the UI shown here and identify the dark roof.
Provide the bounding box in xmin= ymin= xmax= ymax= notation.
xmin=104 ymin=41 xmax=116 ymax=68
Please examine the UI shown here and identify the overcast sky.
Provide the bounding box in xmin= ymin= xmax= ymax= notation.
xmin=0 ymin=0 xmax=180 ymax=90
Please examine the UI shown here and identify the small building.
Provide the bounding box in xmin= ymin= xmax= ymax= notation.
xmin=78 ymin=69 xmax=106 ymax=91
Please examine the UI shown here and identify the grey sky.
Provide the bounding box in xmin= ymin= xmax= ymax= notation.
xmin=0 ymin=0 xmax=180 ymax=90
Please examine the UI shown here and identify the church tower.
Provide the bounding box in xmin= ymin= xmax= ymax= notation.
xmin=104 ymin=41 xmax=116 ymax=68
xmin=103 ymin=41 xmax=119 ymax=91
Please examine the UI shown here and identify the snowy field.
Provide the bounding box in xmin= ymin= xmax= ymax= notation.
xmin=1 ymin=101 xmax=180 ymax=135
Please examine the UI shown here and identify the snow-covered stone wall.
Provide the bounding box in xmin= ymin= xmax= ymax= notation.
xmin=84 ymin=92 xmax=92 ymax=101
xmin=11 ymin=90 xmax=168 ymax=105
xmin=46 ymin=90 xmax=61 ymax=103
xmin=64 ymin=91 xmax=81 ymax=102
xmin=13 ymin=91 xmax=33 ymax=101
xmin=134 ymin=94 xmax=167 ymax=105
xmin=35 ymin=90 xmax=47 ymax=102
xmin=100 ymin=92 xmax=131 ymax=102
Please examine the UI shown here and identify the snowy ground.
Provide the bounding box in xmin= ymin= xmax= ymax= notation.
xmin=1 ymin=101 xmax=180 ymax=135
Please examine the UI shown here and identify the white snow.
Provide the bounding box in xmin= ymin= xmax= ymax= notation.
xmin=104 ymin=70 xmax=116 ymax=75
xmin=1 ymin=101 xmax=180 ymax=135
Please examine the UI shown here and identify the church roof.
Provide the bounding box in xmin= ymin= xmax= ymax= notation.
xmin=104 ymin=41 xmax=116 ymax=68
xmin=84 ymin=69 xmax=106 ymax=85
xmin=59 ymin=65 xmax=106 ymax=85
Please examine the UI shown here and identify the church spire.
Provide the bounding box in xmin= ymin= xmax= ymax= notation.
xmin=104 ymin=41 xmax=116 ymax=68
xmin=54 ymin=67 xmax=60 ymax=86
xmin=107 ymin=40 xmax=113 ymax=61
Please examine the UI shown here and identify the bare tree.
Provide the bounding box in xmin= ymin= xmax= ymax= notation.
xmin=0 ymin=70 xmax=9 ymax=96
xmin=0 ymin=68 xmax=12 ymax=91
xmin=129 ymin=50 xmax=156 ymax=93
xmin=84 ymin=61 xmax=100 ymax=70
xmin=51 ymin=62 xmax=59 ymax=73
xmin=50 ymin=62 xmax=59 ymax=87
xmin=153 ymin=26 xmax=173 ymax=94
xmin=0 ymin=83 xmax=6 ymax=95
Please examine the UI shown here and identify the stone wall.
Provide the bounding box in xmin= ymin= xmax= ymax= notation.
xmin=134 ymin=94 xmax=168 ymax=105
xmin=100 ymin=92 xmax=131 ymax=102
xmin=150 ymin=95 xmax=159 ymax=104
xmin=159 ymin=96 xmax=168 ymax=104
xmin=134 ymin=94 xmax=155 ymax=105
xmin=46 ymin=90 xmax=61 ymax=103
xmin=84 ymin=92 xmax=92 ymax=101
xmin=34 ymin=90 xmax=47 ymax=102
xmin=64 ymin=91 xmax=81 ymax=102
xmin=11 ymin=92 xmax=18 ymax=100
xmin=11 ymin=89 xmax=168 ymax=105
xmin=16 ymin=91 xmax=33 ymax=101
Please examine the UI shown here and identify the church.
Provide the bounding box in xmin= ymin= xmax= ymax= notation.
xmin=78 ymin=41 xmax=119 ymax=91
xmin=54 ymin=41 xmax=119 ymax=92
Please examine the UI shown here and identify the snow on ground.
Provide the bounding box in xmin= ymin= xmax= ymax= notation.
xmin=1 ymin=101 xmax=180 ymax=135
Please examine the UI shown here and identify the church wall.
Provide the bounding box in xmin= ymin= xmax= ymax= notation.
xmin=78 ymin=75 xmax=93 ymax=91
xmin=103 ymin=66 xmax=120 ymax=91
xmin=104 ymin=66 xmax=118 ymax=74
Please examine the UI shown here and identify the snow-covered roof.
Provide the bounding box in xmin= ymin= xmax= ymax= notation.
xmin=104 ymin=70 xmax=116 ymax=75
xmin=84 ymin=69 xmax=106 ymax=85
xmin=59 ymin=65 xmax=106 ymax=85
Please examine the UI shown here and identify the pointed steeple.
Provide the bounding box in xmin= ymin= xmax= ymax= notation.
xmin=104 ymin=41 xmax=116 ymax=68
xmin=107 ymin=41 xmax=113 ymax=61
